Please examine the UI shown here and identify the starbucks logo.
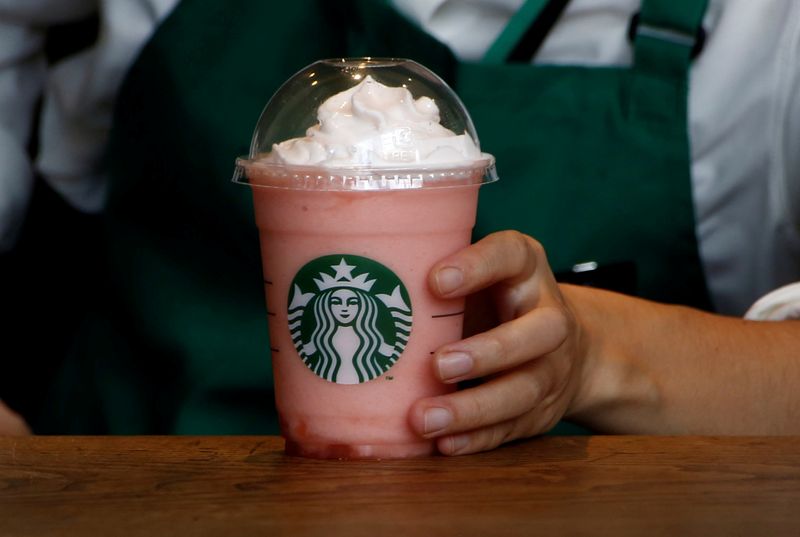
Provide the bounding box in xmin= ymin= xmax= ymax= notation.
xmin=288 ymin=254 xmax=412 ymax=384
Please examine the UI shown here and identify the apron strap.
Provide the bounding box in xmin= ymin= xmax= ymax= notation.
xmin=632 ymin=0 xmax=709 ymax=78
xmin=484 ymin=0 xmax=708 ymax=70
xmin=483 ymin=0 xmax=570 ymax=64
xmin=628 ymin=0 xmax=709 ymax=122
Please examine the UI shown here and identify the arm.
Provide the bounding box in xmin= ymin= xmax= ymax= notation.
xmin=410 ymin=231 xmax=800 ymax=455
xmin=565 ymin=285 xmax=800 ymax=435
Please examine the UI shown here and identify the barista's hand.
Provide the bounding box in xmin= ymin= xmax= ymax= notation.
xmin=410 ymin=231 xmax=586 ymax=455
xmin=0 ymin=399 xmax=31 ymax=435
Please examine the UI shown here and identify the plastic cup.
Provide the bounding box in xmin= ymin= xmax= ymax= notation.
xmin=234 ymin=58 xmax=496 ymax=459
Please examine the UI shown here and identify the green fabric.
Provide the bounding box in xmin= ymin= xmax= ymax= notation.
xmin=50 ymin=0 xmax=355 ymax=434
xmin=634 ymin=1 xmax=708 ymax=81
xmin=640 ymin=0 xmax=709 ymax=36
xmin=348 ymin=0 xmax=711 ymax=307
xmin=49 ymin=0 xmax=710 ymax=434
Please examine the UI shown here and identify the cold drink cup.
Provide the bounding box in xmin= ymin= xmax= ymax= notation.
xmin=235 ymin=59 xmax=497 ymax=459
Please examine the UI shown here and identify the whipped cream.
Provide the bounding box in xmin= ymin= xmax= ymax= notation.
xmin=266 ymin=76 xmax=483 ymax=168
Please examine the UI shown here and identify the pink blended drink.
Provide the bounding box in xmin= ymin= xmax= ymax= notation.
xmin=234 ymin=59 xmax=496 ymax=459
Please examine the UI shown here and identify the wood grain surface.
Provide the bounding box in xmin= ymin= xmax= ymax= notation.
xmin=1 ymin=436 xmax=799 ymax=536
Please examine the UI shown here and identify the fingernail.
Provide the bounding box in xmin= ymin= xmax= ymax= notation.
xmin=446 ymin=434 xmax=470 ymax=455
xmin=437 ymin=352 xmax=473 ymax=382
xmin=435 ymin=267 xmax=463 ymax=295
xmin=423 ymin=407 xmax=453 ymax=435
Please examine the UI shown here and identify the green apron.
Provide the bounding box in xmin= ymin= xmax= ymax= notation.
xmin=46 ymin=0 xmax=710 ymax=434
xmin=348 ymin=0 xmax=711 ymax=305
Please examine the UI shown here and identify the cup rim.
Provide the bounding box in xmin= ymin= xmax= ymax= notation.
xmin=232 ymin=155 xmax=498 ymax=191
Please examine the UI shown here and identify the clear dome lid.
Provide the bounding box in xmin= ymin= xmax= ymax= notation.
xmin=233 ymin=58 xmax=497 ymax=190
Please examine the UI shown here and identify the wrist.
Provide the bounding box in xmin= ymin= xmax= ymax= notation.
xmin=559 ymin=285 xmax=661 ymax=433
xmin=559 ymin=284 xmax=606 ymax=422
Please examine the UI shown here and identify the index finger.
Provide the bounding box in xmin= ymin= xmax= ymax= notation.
xmin=429 ymin=231 xmax=545 ymax=298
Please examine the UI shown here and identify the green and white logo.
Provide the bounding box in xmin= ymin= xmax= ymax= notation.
xmin=288 ymin=254 xmax=412 ymax=384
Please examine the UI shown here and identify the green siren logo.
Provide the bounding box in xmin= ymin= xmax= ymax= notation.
xmin=288 ymin=254 xmax=412 ymax=384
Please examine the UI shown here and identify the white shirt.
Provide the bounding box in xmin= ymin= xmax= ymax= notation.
xmin=0 ymin=0 xmax=178 ymax=248
xmin=1 ymin=0 xmax=798 ymax=316
xmin=395 ymin=0 xmax=800 ymax=316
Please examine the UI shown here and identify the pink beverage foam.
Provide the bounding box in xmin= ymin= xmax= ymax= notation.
xmin=251 ymin=178 xmax=480 ymax=459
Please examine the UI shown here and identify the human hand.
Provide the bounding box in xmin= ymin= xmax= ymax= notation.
xmin=409 ymin=231 xmax=586 ymax=455
xmin=0 ymin=399 xmax=31 ymax=435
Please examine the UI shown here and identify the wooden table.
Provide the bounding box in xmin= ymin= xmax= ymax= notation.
xmin=1 ymin=436 xmax=799 ymax=536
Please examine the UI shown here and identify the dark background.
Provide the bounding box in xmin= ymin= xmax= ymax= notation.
xmin=0 ymin=12 xmax=102 ymax=430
